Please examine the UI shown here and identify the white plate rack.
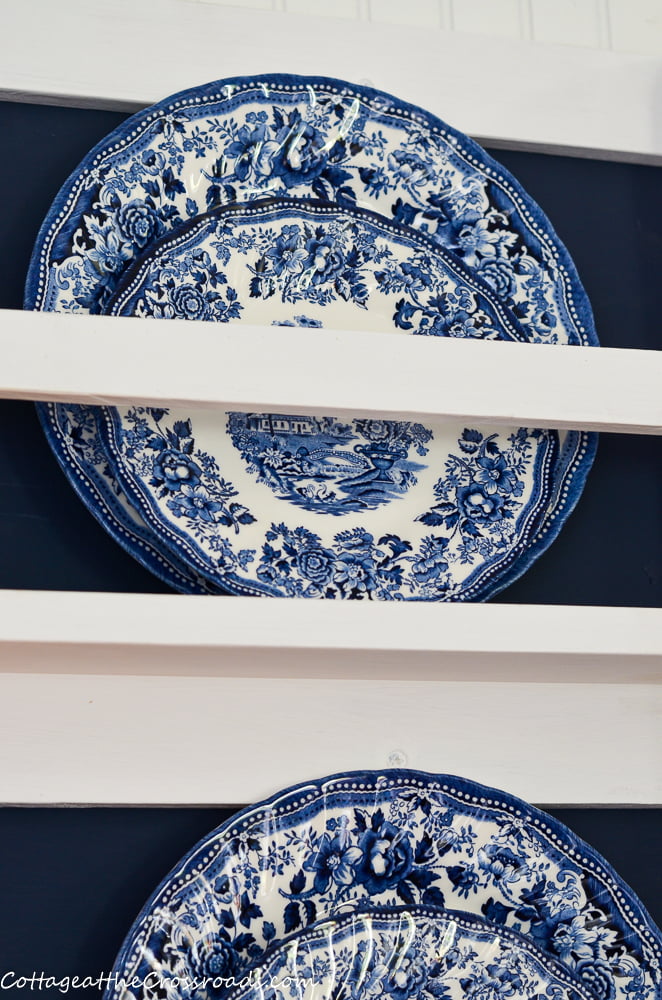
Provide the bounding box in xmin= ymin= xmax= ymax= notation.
xmin=0 ymin=0 xmax=660 ymax=808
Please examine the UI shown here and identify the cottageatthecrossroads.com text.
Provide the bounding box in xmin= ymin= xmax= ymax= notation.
xmin=0 ymin=971 xmax=307 ymax=993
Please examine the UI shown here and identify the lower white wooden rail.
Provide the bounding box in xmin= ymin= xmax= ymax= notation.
xmin=1 ymin=671 xmax=659 ymax=806
xmin=0 ymin=593 xmax=660 ymax=806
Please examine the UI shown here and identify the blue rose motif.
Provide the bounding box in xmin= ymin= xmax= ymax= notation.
xmin=358 ymin=419 xmax=391 ymax=443
xmin=302 ymin=832 xmax=362 ymax=892
xmin=304 ymin=234 xmax=345 ymax=284
xmin=226 ymin=122 xmax=269 ymax=181
xmin=474 ymin=454 xmax=518 ymax=494
xmin=153 ymin=449 xmax=202 ymax=491
xmin=457 ymin=483 xmax=504 ymax=524
xmin=337 ymin=529 xmax=375 ymax=551
xmin=117 ymin=200 xmax=160 ymax=248
xmin=575 ymin=959 xmax=616 ymax=1000
xmin=411 ymin=549 xmax=449 ymax=585
xmin=270 ymin=120 xmax=329 ymax=188
xmin=384 ymin=945 xmax=428 ymax=1000
xmin=141 ymin=149 xmax=166 ymax=175
xmin=356 ymin=820 xmax=413 ymax=893
xmin=189 ymin=939 xmax=240 ymax=997
xmin=297 ymin=546 xmax=335 ymax=586
xmin=169 ymin=283 xmax=209 ymax=320
xmin=477 ymin=258 xmax=516 ymax=298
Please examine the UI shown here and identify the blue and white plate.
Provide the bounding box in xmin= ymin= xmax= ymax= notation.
xmin=222 ymin=907 xmax=596 ymax=1000
xmin=26 ymin=74 xmax=598 ymax=593
xmin=101 ymin=198 xmax=556 ymax=600
xmin=104 ymin=769 xmax=661 ymax=1000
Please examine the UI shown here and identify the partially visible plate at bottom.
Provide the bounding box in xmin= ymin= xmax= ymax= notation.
xmin=103 ymin=769 xmax=662 ymax=1000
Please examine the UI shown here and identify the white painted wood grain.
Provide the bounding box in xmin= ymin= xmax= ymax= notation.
xmin=1 ymin=592 xmax=661 ymax=685
xmin=368 ymin=0 xmax=442 ymax=28
xmin=530 ymin=0 xmax=602 ymax=48
xmin=1 ymin=0 xmax=662 ymax=161
xmin=450 ymin=0 xmax=522 ymax=40
xmin=0 ymin=672 xmax=659 ymax=805
xmin=3 ymin=311 xmax=661 ymax=433
xmin=608 ymin=0 xmax=662 ymax=56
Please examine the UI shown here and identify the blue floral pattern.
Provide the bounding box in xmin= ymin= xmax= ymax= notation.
xmin=103 ymin=404 xmax=555 ymax=600
xmin=118 ymin=408 xmax=256 ymax=554
xmin=223 ymin=908 xmax=596 ymax=1000
xmin=28 ymin=77 xmax=592 ymax=350
xmin=104 ymin=771 xmax=661 ymax=1000
xmin=108 ymin=199 xmax=529 ymax=343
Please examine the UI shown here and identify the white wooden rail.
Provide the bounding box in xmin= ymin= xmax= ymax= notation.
xmin=5 ymin=311 xmax=662 ymax=433
xmin=0 ymin=0 xmax=660 ymax=808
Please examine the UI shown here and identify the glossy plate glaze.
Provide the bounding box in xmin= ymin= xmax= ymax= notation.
xmin=101 ymin=198 xmax=555 ymax=601
xmin=221 ymin=907 xmax=596 ymax=1000
xmin=104 ymin=770 xmax=661 ymax=1000
xmin=25 ymin=73 xmax=597 ymax=595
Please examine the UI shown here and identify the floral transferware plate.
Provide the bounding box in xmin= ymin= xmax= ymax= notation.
xmin=104 ymin=769 xmax=661 ymax=1000
xmin=26 ymin=73 xmax=597 ymax=594
xmin=221 ymin=906 xmax=596 ymax=1000
xmin=100 ymin=198 xmax=557 ymax=600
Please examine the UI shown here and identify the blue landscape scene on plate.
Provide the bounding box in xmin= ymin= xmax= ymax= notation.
xmin=107 ymin=403 xmax=552 ymax=600
xmin=226 ymin=413 xmax=432 ymax=515
xmin=104 ymin=771 xmax=661 ymax=1000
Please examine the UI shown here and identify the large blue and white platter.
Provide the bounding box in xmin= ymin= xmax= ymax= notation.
xmin=25 ymin=74 xmax=598 ymax=594
xmin=223 ymin=906 xmax=596 ymax=1000
xmin=104 ymin=770 xmax=661 ymax=1000
xmin=101 ymin=197 xmax=554 ymax=600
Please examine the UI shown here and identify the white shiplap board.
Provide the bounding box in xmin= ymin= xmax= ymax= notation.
xmin=0 ymin=672 xmax=660 ymax=806
xmin=1 ymin=0 xmax=662 ymax=161
xmin=4 ymin=311 xmax=662 ymax=433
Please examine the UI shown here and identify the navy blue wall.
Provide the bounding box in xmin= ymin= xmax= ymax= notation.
xmin=0 ymin=101 xmax=659 ymax=994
